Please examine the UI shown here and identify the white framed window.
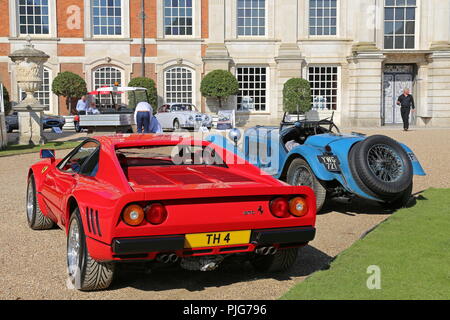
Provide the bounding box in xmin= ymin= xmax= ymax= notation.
xmin=308 ymin=66 xmax=339 ymax=111
xmin=237 ymin=66 xmax=267 ymax=112
xmin=92 ymin=0 xmax=122 ymax=36
xmin=164 ymin=0 xmax=193 ymax=36
xmin=19 ymin=67 xmax=52 ymax=111
xmin=237 ymin=0 xmax=266 ymax=36
xmin=384 ymin=0 xmax=416 ymax=49
xmin=92 ymin=66 xmax=123 ymax=106
xmin=309 ymin=0 xmax=337 ymax=36
xmin=164 ymin=67 xmax=194 ymax=103
xmin=17 ymin=0 xmax=50 ymax=35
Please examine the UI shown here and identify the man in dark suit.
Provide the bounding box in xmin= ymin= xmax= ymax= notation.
xmin=397 ymin=88 xmax=415 ymax=131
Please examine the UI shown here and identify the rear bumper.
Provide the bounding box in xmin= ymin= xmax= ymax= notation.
xmin=111 ymin=226 xmax=316 ymax=256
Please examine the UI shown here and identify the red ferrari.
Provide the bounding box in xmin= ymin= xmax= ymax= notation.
xmin=26 ymin=134 xmax=316 ymax=290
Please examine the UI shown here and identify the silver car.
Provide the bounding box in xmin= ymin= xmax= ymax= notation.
xmin=155 ymin=103 xmax=212 ymax=131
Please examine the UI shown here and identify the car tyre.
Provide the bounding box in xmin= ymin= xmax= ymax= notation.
xmin=385 ymin=182 xmax=413 ymax=210
xmin=173 ymin=119 xmax=180 ymax=131
xmin=67 ymin=209 xmax=115 ymax=291
xmin=26 ymin=175 xmax=55 ymax=230
xmin=287 ymin=158 xmax=327 ymax=212
xmin=349 ymin=135 xmax=413 ymax=199
xmin=250 ymin=248 xmax=298 ymax=273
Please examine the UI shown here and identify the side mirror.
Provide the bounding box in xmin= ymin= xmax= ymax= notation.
xmin=40 ymin=149 xmax=55 ymax=162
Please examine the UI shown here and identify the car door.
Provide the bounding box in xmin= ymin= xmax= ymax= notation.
xmin=155 ymin=105 xmax=170 ymax=129
xmin=42 ymin=140 xmax=100 ymax=225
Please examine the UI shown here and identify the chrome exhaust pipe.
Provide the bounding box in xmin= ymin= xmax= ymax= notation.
xmin=268 ymin=247 xmax=277 ymax=255
xmin=256 ymin=247 xmax=271 ymax=255
xmin=169 ymin=253 xmax=179 ymax=263
xmin=156 ymin=254 xmax=170 ymax=263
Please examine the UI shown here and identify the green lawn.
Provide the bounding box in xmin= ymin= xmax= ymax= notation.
xmin=281 ymin=188 xmax=450 ymax=300
xmin=0 ymin=141 xmax=81 ymax=157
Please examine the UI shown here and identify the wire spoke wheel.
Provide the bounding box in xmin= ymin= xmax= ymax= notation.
xmin=293 ymin=165 xmax=314 ymax=188
xmin=367 ymin=144 xmax=404 ymax=183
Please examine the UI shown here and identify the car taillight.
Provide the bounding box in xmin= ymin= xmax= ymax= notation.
xmin=145 ymin=203 xmax=168 ymax=225
xmin=269 ymin=197 xmax=290 ymax=218
xmin=289 ymin=197 xmax=308 ymax=217
xmin=122 ymin=204 xmax=144 ymax=226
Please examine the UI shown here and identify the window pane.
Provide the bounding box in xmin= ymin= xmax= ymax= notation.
xmin=92 ymin=66 xmax=123 ymax=106
xmin=237 ymin=66 xmax=267 ymax=112
xmin=237 ymin=0 xmax=266 ymax=36
xmin=308 ymin=65 xmax=339 ymax=111
xmin=165 ymin=67 xmax=194 ymax=104
xmin=18 ymin=0 xmax=50 ymax=35
xmin=92 ymin=0 xmax=122 ymax=35
xmin=309 ymin=0 xmax=337 ymax=36
xmin=164 ymin=0 xmax=193 ymax=36
xmin=384 ymin=0 xmax=415 ymax=49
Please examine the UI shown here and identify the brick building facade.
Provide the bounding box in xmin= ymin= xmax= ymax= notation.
xmin=1 ymin=0 xmax=450 ymax=127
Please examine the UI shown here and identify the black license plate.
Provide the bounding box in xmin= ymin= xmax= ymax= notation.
xmin=318 ymin=155 xmax=341 ymax=172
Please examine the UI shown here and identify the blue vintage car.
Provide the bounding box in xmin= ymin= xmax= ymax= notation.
xmin=207 ymin=114 xmax=426 ymax=212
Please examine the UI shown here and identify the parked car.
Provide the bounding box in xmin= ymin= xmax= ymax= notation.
xmin=26 ymin=134 xmax=316 ymax=290
xmin=156 ymin=103 xmax=212 ymax=131
xmin=207 ymin=113 xmax=426 ymax=212
xmin=5 ymin=112 xmax=65 ymax=133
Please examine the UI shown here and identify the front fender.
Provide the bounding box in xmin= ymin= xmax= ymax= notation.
xmin=400 ymin=143 xmax=426 ymax=176
xmin=279 ymin=146 xmax=337 ymax=181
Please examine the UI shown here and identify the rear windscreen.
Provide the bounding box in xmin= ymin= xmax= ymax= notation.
xmin=116 ymin=145 xmax=226 ymax=167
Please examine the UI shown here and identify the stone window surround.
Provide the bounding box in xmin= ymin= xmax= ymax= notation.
xmin=84 ymin=0 xmax=130 ymax=39
xmin=9 ymin=0 xmax=57 ymax=38
xmin=157 ymin=0 xmax=201 ymax=39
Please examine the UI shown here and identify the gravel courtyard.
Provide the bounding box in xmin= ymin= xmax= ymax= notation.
xmin=0 ymin=128 xmax=448 ymax=300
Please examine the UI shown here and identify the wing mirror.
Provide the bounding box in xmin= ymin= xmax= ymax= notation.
xmin=40 ymin=149 xmax=55 ymax=163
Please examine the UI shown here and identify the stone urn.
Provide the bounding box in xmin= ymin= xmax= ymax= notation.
xmin=9 ymin=38 xmax=50 ymax=145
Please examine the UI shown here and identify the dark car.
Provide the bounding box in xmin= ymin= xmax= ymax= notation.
xmin=5 ymin=112 xmax=66 ymax=133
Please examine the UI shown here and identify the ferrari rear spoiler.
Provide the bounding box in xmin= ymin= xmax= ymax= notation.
xmin=135 ymin=185 xmax=315 ymax=202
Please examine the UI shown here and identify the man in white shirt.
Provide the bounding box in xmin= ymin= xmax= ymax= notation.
xmin=87 ymin=102 xmax=101 ymax=115
xmin=134 ymin=102 xmax=162 ymax=133
xmin=76 ymin=96 xmax=87 ymax=115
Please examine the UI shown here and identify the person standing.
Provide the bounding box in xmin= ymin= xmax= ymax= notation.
xmin=134 ymin=102 xmax=162 ymax=134
xmin=396 ymin=88 xmax=415 ymax=131
xmin=76 ymin=96 xmax=87 ymax=115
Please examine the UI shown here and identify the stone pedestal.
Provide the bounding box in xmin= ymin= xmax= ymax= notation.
xmin=15 ymin=105 xmax=47 ymax=145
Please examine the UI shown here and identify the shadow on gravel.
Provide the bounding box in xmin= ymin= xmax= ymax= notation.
xmin=319 ymin=192 xmax=423 ymax=217
xmin=109 ymin=245 xmax=332 ymax=292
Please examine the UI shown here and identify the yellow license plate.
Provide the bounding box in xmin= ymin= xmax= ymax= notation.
xmin=184 ymin=230 xmax=251 ymax=248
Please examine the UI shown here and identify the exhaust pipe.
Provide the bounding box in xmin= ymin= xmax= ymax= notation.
xmin=255 ymin=246 xmax=277 ymax=255
xmin=157 ymin=253 xmax=179 ymax=263
xmin=156 ymin=254 xmax=170 ymax=263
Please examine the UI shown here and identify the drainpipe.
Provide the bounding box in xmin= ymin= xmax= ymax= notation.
xmin=140 ymin=0 xmax=146 ymax=77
